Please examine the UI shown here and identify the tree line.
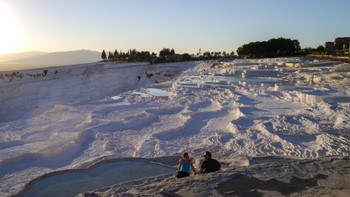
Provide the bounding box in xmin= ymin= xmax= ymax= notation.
xmin=101 ymin=48 xmax=236 ymax=63
xmin=237 ymin=37 xmax=301 ymax=58
xmin=300 ymin=45 xmax=329 ymax=55
xmin=101 ymin=37 xmax=332 ymax=63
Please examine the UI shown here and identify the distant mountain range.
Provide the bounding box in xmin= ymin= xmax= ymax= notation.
xmin=0 ymin=50 xmax=101 ymax=65
xmin=0 ymin=51 xmax=47 ymax=63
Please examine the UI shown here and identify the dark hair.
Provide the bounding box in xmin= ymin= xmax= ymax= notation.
xmin=183 ymin=152 xmax=189 ymax=157
xmin=205 ymin=151 xmax=212 ymax=158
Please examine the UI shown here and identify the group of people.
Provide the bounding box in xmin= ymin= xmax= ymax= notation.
xmin=176 ymin=151 xmax=221 ymax=178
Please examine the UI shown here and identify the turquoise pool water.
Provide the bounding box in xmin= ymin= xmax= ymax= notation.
xmin=22 ymin=161 xmax=174 ymax=197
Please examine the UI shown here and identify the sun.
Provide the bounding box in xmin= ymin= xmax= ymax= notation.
xmin=0 ymin=4 xmax=22 ymax=54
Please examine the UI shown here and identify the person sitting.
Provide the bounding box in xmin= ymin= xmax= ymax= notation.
xmin=200 ymin=151 xmax=221 ymax=173
xmin=176 ymin=152 xmax=197 ymax=178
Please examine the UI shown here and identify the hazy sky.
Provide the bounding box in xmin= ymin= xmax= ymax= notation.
xmin=0 ymin=0 xmax=349 ymax=54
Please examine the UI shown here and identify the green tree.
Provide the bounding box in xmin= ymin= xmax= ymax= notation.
xmin=151 ymin=52 xmax=157 ymax=58
xmin=293 ymin=40 xmax=301 ymax=52
xmin=159 ymin=48 xmax=172 ymax=57
xmin=182 ymin=53 xmax=192 ymax=61
xmin=101 ymin=50 xmax=107 ymax=60
xmin=316 ymin=45 xmax=325 ymax=51
xmin=108 ymin=51 xmax=114 ymax=60
xmin=114 ymin=50 xmax=119 ymax=60
xmin=203 ymin=51 xmax=212 ymax=59
xmin=237 ymin=37 xmax=301 ymax=57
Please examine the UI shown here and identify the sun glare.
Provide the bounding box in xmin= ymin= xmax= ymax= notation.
xmin=0 ymin=4 xmax=22 ymax=54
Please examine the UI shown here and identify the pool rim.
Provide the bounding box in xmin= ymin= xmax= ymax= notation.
xmin=14 ymin=156 xmax=177 ymax=197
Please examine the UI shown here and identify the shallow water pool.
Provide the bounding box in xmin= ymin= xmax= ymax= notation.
xmin=147 ymin=88 xmax=171 ymax=97
xmin=214 ymin=76 xmax=274 ymax=83
xmin=22 ymin=161 xmax=174 ymax=197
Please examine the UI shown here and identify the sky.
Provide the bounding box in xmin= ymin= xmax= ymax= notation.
xmin=0 ymin=0 xmax=349 ymax=55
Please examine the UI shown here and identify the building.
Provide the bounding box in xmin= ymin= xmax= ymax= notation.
xmin=325 ymin=37 xmax=350 ymax=54
xmin=324 ymin=42 xmax=334 ymax=51
xmin=334 ymin=37 xmax=350 ymax=50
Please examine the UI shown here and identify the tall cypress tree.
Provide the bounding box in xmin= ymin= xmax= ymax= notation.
xmin=108 ymin=51 xmax=114 ymax=60
xmin=114 ymin=50 xmax=119 ymax=60
xmin=101 ymin=50 xmax=107 ymax=60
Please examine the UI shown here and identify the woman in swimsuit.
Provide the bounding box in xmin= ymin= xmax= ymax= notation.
xmin=176 ymin=152 xmax=197 ymax=178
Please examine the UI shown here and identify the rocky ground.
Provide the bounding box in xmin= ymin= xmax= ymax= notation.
xmin=2 ymin=58 xmax=350 ymax=196
xmin=81 ymin=156 xmax=350 ymax=197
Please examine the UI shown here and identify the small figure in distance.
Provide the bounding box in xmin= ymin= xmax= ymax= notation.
xmin=176 ymin=152 xmax=197 ymax=178
xmin=200 ymin=151 xmax=221 ymax=173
